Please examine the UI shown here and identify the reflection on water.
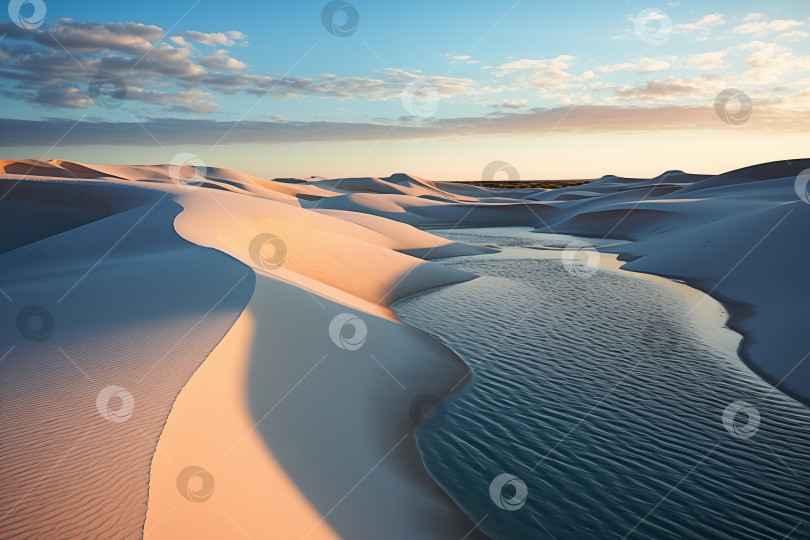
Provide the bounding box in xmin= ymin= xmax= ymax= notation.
xmin=394 ymin=228 xmax=810 ymax=540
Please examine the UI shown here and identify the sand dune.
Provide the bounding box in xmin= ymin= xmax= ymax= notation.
xmin=1 ymin=157 xmax=808 ymax=538
xmin=0 ymin=160 xmax=489 ymax=539
xmin=0 ymin=189 xmax=253 ymax=537
xmin=530 ymin=159 xmax=810 ymax=405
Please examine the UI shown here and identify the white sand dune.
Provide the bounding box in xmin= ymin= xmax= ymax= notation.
xmin=0 ymin=160 xmax=489 ymax=539
xmin=1 ymin=157 xmax=808 ymax=538
xmin=529 ymin=160 xmax=810 ymax=406
xmin=0 ymin=182 xmax=254 ymax=537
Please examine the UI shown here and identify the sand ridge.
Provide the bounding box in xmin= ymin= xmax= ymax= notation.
xmin=2 ymin=157 xmax=809 ymax=538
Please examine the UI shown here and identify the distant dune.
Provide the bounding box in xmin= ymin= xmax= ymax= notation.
xmin=1 ymin=157 xmax=808 ymax=538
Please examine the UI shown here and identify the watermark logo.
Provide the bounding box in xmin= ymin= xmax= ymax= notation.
xmin=96 ymin=385 xmax=135 ymax=423
xmin=722 ymin=400 xmax=760 ymax=439
xmin=16 ymin=305 xmax=54 ymax=342
xmin=249 ymin=233 xmax=287 ymax=270
xmin=88 ymin=73 xmax=127 ymax=109
xmin=329 ymin=312 xmax=367 ymax=350
xmin=561 ymin=241 xmax=600 ymax=277
xmin=321 ymin=0 xmax=359 ymax=37
xmin=793 ymin=168 xmax=810 ymax=205
xmin=409 ymin=393 xmax=449 ymax=430
xmin=168 ymin=152 xmax=207 ymax=190
xmin=482 ymin=160 xmax=520 ymax=181
xmin=634 ymin=8 xmax=672 ymax=46
xmin=176 ymin=465 xmax=215 ymax=502
xmin=489 ymin=473 xmax=528 ymax=511
xmin=401 ymin=80 xmax=440 ymax=118
xmin=715 ymin=89 xmax=753 ymax=126
xmin=8 ymin=0 xmax=46 ymax=29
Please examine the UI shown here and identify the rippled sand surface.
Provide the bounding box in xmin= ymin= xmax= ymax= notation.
xmin=0 ymin=201 xmax=253 ymax=538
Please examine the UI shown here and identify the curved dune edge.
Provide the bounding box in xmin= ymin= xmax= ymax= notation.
xmin=141 ymin=301 xmax=341 ymax=539
xmin=0 ymin=186 xmax=254 ymax=538
xmin=142 ymin=188 xmax=488 ymax=538
xmin=5 ymin=157 xmax=809 ymax=537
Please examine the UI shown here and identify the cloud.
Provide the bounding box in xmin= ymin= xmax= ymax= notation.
xmin=780 ymin=30 xmax=810 ymax=41
xmin=169 ymin=35 xmax=193 ymax=48
xmin=443 ymin=54 xmax=478 ymax=64
xmin=597 ymin=62 xmax=638 ymax=74
xmin=18 ymin=86 xmax=92 ymax=109
xmin=125 ymin=87 xmax=218 ymax=112
xmin=0 ymin=20 xmax=483 ymax=112
xmin=495 ymin=55 xmax=576 ymax=76
xmin=675 ymin=13 xmax=725 ymax=33
xmin=200 ymin=50 xmax=247 ymax=71
xmin=688 ymin=51 xmax=728 ymax=70
xmin=2 ymin=15 xmax=807 ymax=126
xmin=36 ymin=18 xmax=163 ymax=55
xmin=597 ymin=57 xmax=671 ymax=75
xmin=740 ymin=41 xmax=810 ymax=83
xmin=500 ymin=99 xmax=528 ymax=109
xmin=4 ymin=101 xmax=810 ymax=148
xmin=638 ymin=58 xmax=672 ymax=74
xmin=615 ymin=76 xmax=722 ymax=102
xmin=494 ymin=56 xmax=586 ymax=93
xmin=383 ymin=69 xmax=482 ymax=98
xmin=733 ymin=16 xmax=804 ymax=37
xmin=179 ymin=30 xmax=246 ymax=47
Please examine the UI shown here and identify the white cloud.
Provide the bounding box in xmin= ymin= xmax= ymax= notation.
xmin=169 ymin=36 xmax=192 ymax=48
xmin=638 ymin=58 xmax=671 ymax=74
xmin=180 ymin=30 xmax=246 ymax=47
xmin=675 ymin=13 xmax=725 ymax=33
xmin=740 ymin=41 xmax=810 ymax=83
xmin=597 ymin=58 xmax=671 ymax=75
xmin=200 ymin=50 xmax=247 ymax=71
xmin=494 ymin=56 xmax=581 ymax=93
xmin=733 ymin=16 xmax=803 ymax=37
xmin=0 ymin=19 xmax=491 ymax=111
xmin=443 ymin=54 xmax=478 ymax=64
xmin=495 ymin=55 xmax=576 ymax=76
xmin=500 ymin=99 xmax=528 ymax=109
xmin=781 ymin=30 xmax=810 ymax=41
xmin=688 ymin=51 xmax=728 ymax=70
xmin=598 ymin=62 xmax=637 ymax=74
xmin=615 ymin=75 xmax=723 ymax=102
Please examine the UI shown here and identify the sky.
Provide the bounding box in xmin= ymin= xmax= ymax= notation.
xmin=0 ymin=0 xmax=809 ymax=180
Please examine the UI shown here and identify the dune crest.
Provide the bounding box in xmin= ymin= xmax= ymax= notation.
xmin=2 ymin=157 xmax=809 ymax=538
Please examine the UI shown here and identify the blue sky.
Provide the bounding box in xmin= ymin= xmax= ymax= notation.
xmin=1 ymin=0 xmax=809 ymax=179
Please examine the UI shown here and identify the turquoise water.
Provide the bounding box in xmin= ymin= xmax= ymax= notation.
xmin=394 ymin=228 xmax=810 ymax=540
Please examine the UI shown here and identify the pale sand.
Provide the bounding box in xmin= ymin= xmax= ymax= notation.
xmin=2 ymin=157 xmax=809 ymax=538
xmin=143 ymin=276 xmax=480 ymax=539
xmin=0 ymin=188 xmax=253 ymax=537
xmin=142 ymin=180 xmax=487 ymax=538
xmin=1 ymin=160 xmax=489 ymax=538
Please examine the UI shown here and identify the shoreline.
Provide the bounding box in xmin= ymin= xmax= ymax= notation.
xmin=616 ymin=258 xmax=810 ymax=410
xmin=3 ymin=159 xmax=807 ymax=538
xmin=391 ymin=228 xmax=810 ymax=535
xmin=462 ymin=221 xmax=810 ymax=411
xmin=555 ymin=226 xmax=810 ymax=411
xmin=142 ymin=191 xmax=489 ymax=539
xmin=598 ymin=230 xmax=810 ymax=409
xmin=388 ymin=228 xmax=810 ymax=539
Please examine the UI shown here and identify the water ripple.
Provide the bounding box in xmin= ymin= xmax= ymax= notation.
xmin=395 ymin=229 xmax=810 ymax=540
